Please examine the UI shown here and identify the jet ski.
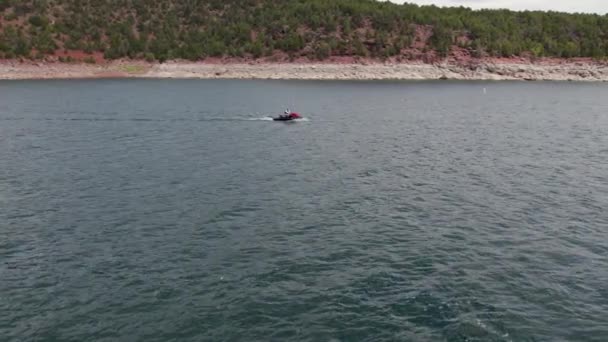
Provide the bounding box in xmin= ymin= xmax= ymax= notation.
xmin=273 ymin=112 xmax=302 ymax=121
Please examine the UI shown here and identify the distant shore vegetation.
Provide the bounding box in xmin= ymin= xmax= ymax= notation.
xmin=1 ymin=0 xmax=608 ymax=62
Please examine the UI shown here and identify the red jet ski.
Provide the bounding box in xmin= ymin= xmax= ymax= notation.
xmin=273 ymin=112 xmax=302 ymax=121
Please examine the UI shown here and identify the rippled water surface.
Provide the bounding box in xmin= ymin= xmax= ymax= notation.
xmin=1 ymin=79 xmax=608 ymax=341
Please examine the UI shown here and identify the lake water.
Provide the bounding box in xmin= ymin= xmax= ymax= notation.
xmin=1 ymin=79 xmax=608 ymax=341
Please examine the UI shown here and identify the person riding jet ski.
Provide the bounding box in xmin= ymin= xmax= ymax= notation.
xmin=273 ymin=108 xmax=302 ymax=121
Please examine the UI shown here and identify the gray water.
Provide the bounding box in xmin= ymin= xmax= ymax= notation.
xmin=1 ymin=79 xmax=607 ymax=342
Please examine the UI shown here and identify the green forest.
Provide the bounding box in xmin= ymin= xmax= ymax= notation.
xmin=1 ymin=0 xmax=608 ymax=61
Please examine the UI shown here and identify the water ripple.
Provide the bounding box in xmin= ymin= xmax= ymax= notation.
xmin=1 ymin=80 xmax=608 ymax=341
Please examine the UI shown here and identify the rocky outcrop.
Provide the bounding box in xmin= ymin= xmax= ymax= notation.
xmin=142 ymin=61 xmax=608 ymax=81
xmin=2 ymin=60 xmax=608 ymax=81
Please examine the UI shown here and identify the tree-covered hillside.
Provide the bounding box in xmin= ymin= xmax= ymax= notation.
xmin=1 ymin=0 xmax=608 ymax=62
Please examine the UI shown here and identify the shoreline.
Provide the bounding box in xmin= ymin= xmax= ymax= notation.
xmin=1 ymin=60 xmax=608 ymax=81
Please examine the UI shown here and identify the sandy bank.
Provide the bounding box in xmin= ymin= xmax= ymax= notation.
xmin=1 ymin=60 xmax=608 ymax=81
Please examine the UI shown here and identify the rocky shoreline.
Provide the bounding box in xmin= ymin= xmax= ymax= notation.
xmin=1 ymin=60 xmax=608 ymax=81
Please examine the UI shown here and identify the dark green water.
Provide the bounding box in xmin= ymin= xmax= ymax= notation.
xmin=1 ymin=79 xmax=607 ymax=341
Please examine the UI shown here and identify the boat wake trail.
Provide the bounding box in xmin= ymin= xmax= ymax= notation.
xmin=197 ymin=116 xmax=271 ymax=121
xmin=247 ymin=117 xmax=274 ymax=121
xmin=0 ymin=116 xmax=309 ymax=123
xmin=198 ymin=114 xmax=309 ymax=122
